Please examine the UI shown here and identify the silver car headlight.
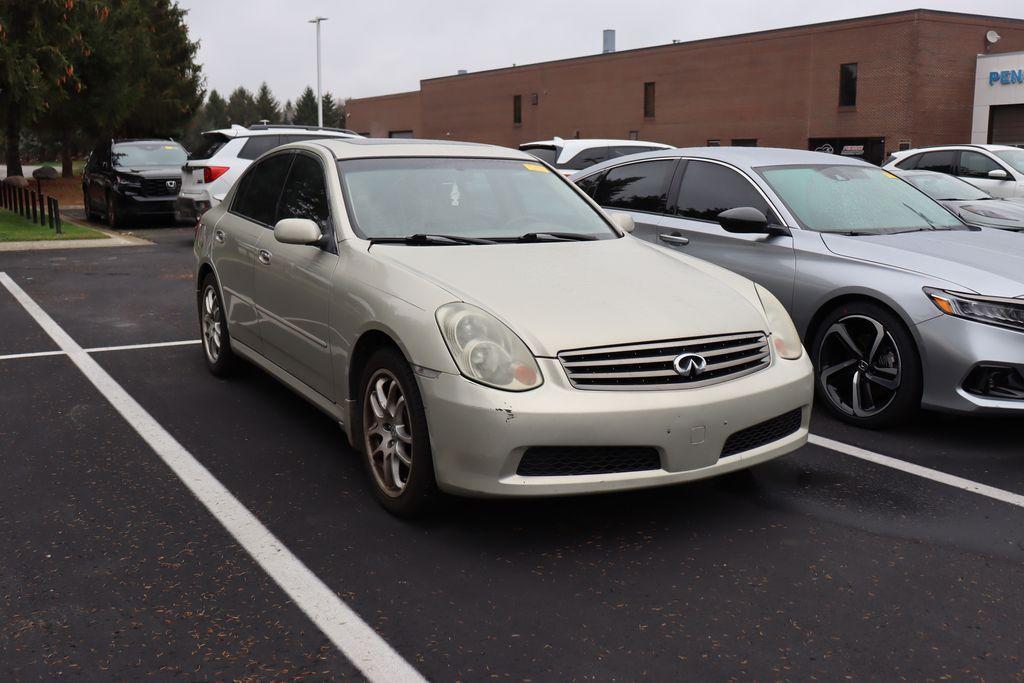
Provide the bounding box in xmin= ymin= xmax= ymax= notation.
xmin=755 ymin=284 xmax=803 ymax=360
xmin=436 ymin=303 xmax=543 ymax=391
xmin=925 ymin=288 xmax=1024 ymax=332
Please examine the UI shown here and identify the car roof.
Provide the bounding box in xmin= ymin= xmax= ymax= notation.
xmin=310 ymin=137 xmax=537 ymax=161
xmin=521 ymin=138 xmax=673 ymax=149
xmin=113 ymin=138 xmax=177 ymax=144
xmin=202 ymin=124 xmax=360 ymax=139
xmin=575 ymin=145 xmax=873 ymax=177
xmin=893 ymin=143 xmax=1020 ymax=156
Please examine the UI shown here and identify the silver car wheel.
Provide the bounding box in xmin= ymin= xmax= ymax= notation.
xmin=201 ymin=285 xmax=223 ymax=364
xmin=818 ymin=314 xmax=902 ymax=418
xmin=363 ymin=369 xmax=413 ymax=497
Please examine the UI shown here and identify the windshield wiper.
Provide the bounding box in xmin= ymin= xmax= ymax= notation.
xmin=507 ymin=232 xmax=599 ymax=242
xmin=369 ymin=233 xmax=496 ymax=246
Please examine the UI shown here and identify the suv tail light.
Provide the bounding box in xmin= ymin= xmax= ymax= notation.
xmin=202 ymin=166 xmax=230 ymax=183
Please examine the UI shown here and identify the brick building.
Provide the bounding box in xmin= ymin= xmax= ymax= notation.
xmin=346 ymin=9 xmax=1024 ymax=164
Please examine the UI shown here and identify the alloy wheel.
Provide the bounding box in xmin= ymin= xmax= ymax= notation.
xmin=363 ymin=369 xmax=413 ymax=497
xmin=818 ymin=314 xmax=902 ymax=418
xmin=201 ymin=285 xmax=223 ymax=363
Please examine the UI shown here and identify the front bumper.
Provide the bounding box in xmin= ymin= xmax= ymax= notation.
xmin=419 ymin=355 xmax=813 ymax=497
xmin=917 ymin=313 xmax=1024 ymax=414
xmin=117 ymin=192 xmax=178 ymax=218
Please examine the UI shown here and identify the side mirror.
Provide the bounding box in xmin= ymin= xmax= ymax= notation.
xmin=274 ymin=218 xmax=323 ymax=246
xmin=717 ymin=207 xmax=790 ymax=236
xmin=608 ymin=211 xmax=635 ymax=234
xmin=988 ymin=169 xmax=1009 ymax=180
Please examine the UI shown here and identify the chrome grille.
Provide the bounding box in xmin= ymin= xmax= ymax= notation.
xmin=558 ymin=332 xmax=770 ymax=390
xmin=139 ymin=177 xmax=180 ymax=197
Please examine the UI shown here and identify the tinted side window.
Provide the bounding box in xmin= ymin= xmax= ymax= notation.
xmin=915 ymin=151 xmax=956 ymax=174
xmin=238 ymin=135 xmax=283 ymax=160
xmin=575 ymin=171 xmax=606 ymax=198
xmin=894 ymin=154 xmax=920 ymax=170
xmin=561 ymin=147 xmax=609 ymax=170
xmin=282 ymin=134 xmax=333 ymax=143
xmin=958 ymin=151 xmax=1001 ymax=178
xmin=232 ymin=153 xmax=293 ymax=226
xmin=521 ymin=146 xmax=559 ymax=164
xmin=595 ymin=160 xmax=675 ymax=213
xmin=676 ymin=161 xmax=778 ymax=223
xmin=278 ymin=154 xmax=330 ymax=231
xmin=609 ymin=146 xmax=661 ymax=159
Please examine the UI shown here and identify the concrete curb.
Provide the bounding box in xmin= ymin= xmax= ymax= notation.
xmin=0 ymin=221 xmax=153 ymax=252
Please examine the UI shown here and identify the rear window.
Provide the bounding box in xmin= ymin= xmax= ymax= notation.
xmin=521 ymin=146 xmax=559 ymax=165
xmin=188 ymin=134 xmax=230 ymax=161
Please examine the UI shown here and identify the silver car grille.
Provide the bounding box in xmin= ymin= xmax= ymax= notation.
xmin=557 ymin=332 xmax=771 ymax=390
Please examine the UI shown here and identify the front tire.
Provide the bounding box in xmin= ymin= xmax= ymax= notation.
xmin=810 ymin=301 xmax=921 ymax=428
xmin=355 ymin=347 xmax=438 ymax=517
xmin=199 ymin=274 xmax=235 ymax=377
xmin=106 ymin=192 xmax=124 ymax=229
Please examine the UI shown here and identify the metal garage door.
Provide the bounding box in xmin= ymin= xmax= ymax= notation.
xmin=989 ymin=104 xmax=1024 ymax=146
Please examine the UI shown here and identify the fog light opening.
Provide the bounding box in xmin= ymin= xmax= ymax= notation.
xmin=963 ymin=364 xmax=1024 ymax=400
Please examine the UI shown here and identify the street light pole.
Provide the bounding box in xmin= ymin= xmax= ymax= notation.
xmin=309 ymin=16 xmax=328 ymax=127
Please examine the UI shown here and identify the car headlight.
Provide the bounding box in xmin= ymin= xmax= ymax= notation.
xmin=115 ymin=175 xmax=143 ymax=188
xmin=755 ymin=284 xmax=803 ymax=360
xmin=436 ymin=303 xmax=543 ymax=391
xmin=924 ymin=287 xmax=1024 ymax=332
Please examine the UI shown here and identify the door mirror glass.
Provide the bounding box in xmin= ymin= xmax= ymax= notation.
xmin=988 ymin=169 xmax=1009 ymax=180
xmin=717 ymin=206 xmax=770 ymax=233
xmin=274 ymin=218 xmax=323 ymax=245
xmin=608 ymin=211 xmax=635 ymax=233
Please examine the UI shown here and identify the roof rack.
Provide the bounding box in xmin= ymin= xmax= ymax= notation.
xmin=247 ymin=123 xmax=360 ymax=136
xmin=899 ymin=143 xmax=992 ymax=153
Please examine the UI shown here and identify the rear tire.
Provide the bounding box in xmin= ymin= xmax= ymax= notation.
xmin=354 ymin=347 xmax=439 ymax=518
xmin=198 ymin=274 xmax=235 ymax=377
xmin=810 ymin=301 xmax=921 ymax=429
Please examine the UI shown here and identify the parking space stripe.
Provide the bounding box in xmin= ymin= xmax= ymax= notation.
xmin=0 ymin=273 xmax=426 ymax=683
xmin=85 ymin=339 xmax=202 ymax=354
xmin=0 ymin=349 xmax=67 ymax=361
xmin=810 ymin=433 xmax=1024 ymax=509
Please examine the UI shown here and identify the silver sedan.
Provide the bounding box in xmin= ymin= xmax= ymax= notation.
xmin=193 ymin=139 xmax=812 ymax=516
xmin=573 ymin=147 xmax=1024 ymax=427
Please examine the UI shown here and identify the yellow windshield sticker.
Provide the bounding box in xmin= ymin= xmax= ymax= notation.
xmin=523 ymin=162 xmax=549 ymax=173
xmin=883 ymin=171 xmax=898 ymax=179
xmin=163 ymin=145 xmax=177 ymax=150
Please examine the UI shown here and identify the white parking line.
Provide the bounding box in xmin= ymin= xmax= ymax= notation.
xmin=0 ymin=340 xmax=201 ymax=362
xmin=0 ymin=273 xmax=425 ymax=683
xmin=809 ymin=434 xmax=1024 ymax=509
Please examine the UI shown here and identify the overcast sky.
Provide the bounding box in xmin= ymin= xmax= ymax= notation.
xmin=178 ymin=1 xmax=1024 ymax=103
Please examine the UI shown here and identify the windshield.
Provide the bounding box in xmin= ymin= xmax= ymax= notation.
xmin=994 ymin=149 xmax=1024 ymax=174
xmin=757 ymin=164 xmax=963 ymax=234
xmin=903 ymin=173 xmax=990 ymax=201
xmin=112 ymin=142 xmax=187 ymax=168
xmin=337 ymin=157 xmax=617 ymax=240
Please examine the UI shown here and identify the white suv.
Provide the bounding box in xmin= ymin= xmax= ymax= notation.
xmin=883 ymin=144 xmax=1024 ymax=198
xmin=176 ymin=124 xmax=362 ymax=221
xmin=520 ymin=137 xmax=673 ymax=177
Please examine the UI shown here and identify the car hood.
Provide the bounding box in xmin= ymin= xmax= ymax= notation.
xmin=946 ymin=200 xmax=1024 ymax=231
xmin=820 ymin=230 xmax=1024 ymax=297
xmin=370 ymin=237 xmax=768 ymax=357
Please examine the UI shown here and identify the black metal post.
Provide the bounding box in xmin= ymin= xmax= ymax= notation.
xmin=31 ymin=191 xmax=38 ymax=224
xmin=53 ymin=198 xmax=62 ymax=235
xmin=39 ymin=193 xmax=46 ymax=227
xmin=18 ymin=188 xmax=25 ymax=217
xmin=48 ymin=197 xmax=55 ymax=230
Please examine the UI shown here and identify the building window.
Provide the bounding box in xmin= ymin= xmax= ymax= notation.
xmin=388 ymin=130 xmax=414 ymax=139
xmin=513 ymin=95 xmax=522 ymax=124
xmin=731 ymin=138 xmax=757 ymax=147
xmin=628 ymin=130 xmax=639 ymax=140
xmin=839 ymin=63 xmax=858 ymax=107
xmin=531 ymin=93 xmax=539 ymax=106
xmin=706 ymin=139 xmax=721 ymax=147
xmin=643 ymin=82 xmax=656 ymax=118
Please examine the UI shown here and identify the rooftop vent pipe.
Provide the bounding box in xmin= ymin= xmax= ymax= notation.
xmin=603 ymin=29 xmax=616 ymax=54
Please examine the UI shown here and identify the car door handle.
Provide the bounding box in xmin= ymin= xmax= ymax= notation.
xmin=658 ymin=233 xmax=689 ymax=246
xmin=214 ymin=229 xmax=225 ymax=244
xmin=258 ymin=249 xmax=272 ymax=265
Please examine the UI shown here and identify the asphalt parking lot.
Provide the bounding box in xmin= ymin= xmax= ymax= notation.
xmin=2 ymin=221 xmax=1023 ymax=680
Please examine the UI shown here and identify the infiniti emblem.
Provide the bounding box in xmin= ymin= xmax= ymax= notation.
xmin=673 ymin=353 xmax=708 ymax=378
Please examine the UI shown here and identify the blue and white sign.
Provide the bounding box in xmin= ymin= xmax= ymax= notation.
xmin=990 ymin=69 xmax=1024 ymax=85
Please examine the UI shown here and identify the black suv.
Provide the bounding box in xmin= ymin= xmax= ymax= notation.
xmin=82 ymin=139 xmax=188 ymax=228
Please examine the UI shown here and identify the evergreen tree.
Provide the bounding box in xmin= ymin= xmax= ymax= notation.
xmin=254 ymin=82 xmax=281 ymax=123
xmin=282 ymin=100 xmax=295 ymax=124
xmin=204 ymin=90 xmax=229 ymax=129
xmin=322 ymin=93 xmax=339 ymax=128
xmin=293 ymin=87 xmax=319 ymax=126
xmin=226 ymin=87 xmax=257 ymax=127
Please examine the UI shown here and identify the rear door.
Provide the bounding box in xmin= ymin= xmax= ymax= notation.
xmin=956 ymin=150 xmax=1016 ymax=198
xmin=659 ymin=159 xmax=796 ymax=306
xmin=252 ymin=152 xmax=338 ymax=399
xmin=213 ymin=152 xmax=293 ymax=353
